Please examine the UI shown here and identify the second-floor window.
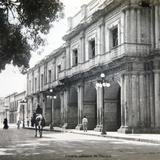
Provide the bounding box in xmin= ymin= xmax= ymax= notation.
xmin=57 ymin=65 xmax=61 ymax=73
xmin=48 ymin=70 xmax=51 ymax=83
xmin=89 ymin=38 xmax=95 ymax=59
xmin=72 ymin=49 xmax=78 ymax=66
xmin=111 ymin=26 xmax=118 ymax=48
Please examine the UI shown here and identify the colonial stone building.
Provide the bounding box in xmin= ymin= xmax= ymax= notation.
xmin=3 ymin=91 xmax=27 ymax=124
xmin=26 ymin=0 xmax=160 ymax=133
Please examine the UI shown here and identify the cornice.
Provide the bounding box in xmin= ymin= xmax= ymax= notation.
xmin=63 ymin=0 xmax=123 ymax=41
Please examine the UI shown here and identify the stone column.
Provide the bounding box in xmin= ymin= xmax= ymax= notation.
xmin=124 ymin=74 xmax=131 ymax=132
xmin=63 ymin=90 xmax=68 ymax=124
xmin=60 ymin=92 xmax=64 ymax=124
xmin=146 ymin=73 xmax=151 ymax=127
xmin=150 ymin=72 xmax=155 ymax=128
xmin=118 ymin=74 xmax=125 ymax=133
xmin=121 ymin=74 xmax=125 ymax=127
xmin=51 ymin=97 xmax=54 ymax=127
xmin=94 ymin=86 xmax=103 ymax=131
xmin=118 ymin=73 xmax=131 ymax=133
xmin=76 ymin=84 xmax=84 ymax=130
xmin=139 ymin=73 xmax=145 ymax=127
xmin=154 ymin=70 xmax=160 ymax=127
xmin=131 ymin=74 xmax=138 ymax=127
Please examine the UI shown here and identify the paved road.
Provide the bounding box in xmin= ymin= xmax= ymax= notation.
xmin=0 ymin=128 xmax=160 ymax=160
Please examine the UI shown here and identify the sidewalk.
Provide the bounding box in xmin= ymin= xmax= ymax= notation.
xmin=25 ymin=126 xmax=160 ymax=144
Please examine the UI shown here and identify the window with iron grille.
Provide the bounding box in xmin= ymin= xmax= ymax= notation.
xmin=111 ymin=26 xmax=118 ymax=48
xmin=48 ymin=70 xmax=51 ymax=83
xmin=72 ymin=48 xmax=78 ymax=66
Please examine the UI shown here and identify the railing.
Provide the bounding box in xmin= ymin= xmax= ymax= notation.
xmin=31 ymin=43 xmax=151 ymax=93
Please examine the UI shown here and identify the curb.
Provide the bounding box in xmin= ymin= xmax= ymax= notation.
xmin=68 ymin=131 xmax=160 ymax=144
xmin=24 ymin=127 xmax=160 ymax=144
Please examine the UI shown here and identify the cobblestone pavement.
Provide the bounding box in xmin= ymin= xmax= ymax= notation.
xmin=0 ymin=128 xmax=160 ymax=160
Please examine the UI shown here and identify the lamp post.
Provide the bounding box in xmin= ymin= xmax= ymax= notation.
xmin=47 ymin=88 xmax=57 ymax=130
xmin=96 ymin=73 xmax=110 ymax=135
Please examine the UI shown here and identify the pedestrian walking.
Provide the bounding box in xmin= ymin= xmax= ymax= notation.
xmin=82 ymin=116 xmax=88 ymax=132
xmin=17 ymin=120 xmax=21 ymax=129
xmin=3 ymin=118 xmax=9 ymax=129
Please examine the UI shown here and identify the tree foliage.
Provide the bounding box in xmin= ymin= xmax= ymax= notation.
xmin=0 ymin=0 xmax=63 ymax=73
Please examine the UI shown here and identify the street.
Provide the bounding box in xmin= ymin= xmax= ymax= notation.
xmin=0 ymin=128 xmax=160 ymax=160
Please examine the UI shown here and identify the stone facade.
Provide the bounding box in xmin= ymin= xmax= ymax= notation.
xmin=0 ymin=92 xmax=27 ymax=125
xmin=26 ymin=0 xmax=160 ymax=133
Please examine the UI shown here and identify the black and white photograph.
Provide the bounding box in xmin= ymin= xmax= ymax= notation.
xmin=0 ymin=0 xmax=160 ymax=159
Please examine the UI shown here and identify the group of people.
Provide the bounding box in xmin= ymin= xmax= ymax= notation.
xmin=2 ymin=104 xmax=88 ymax=131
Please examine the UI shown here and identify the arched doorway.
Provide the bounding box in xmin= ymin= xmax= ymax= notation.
xmin=83 ymin=83 xmax=97 ymax=130
xmin=67 ymin=87 xmax=78 ymax=128
xmin=104 ymin=82 xmax=121 ymax=131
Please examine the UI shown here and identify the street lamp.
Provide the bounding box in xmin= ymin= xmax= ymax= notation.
xmin=96 ymin=73 xmax=110 ymax=135
xmin=47 ymin=89 xmax=57 ymax=130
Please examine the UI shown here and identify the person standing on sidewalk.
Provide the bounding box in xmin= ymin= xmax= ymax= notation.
xmin=82 ymin=116 xmax=88 ymax=132
xmin=3 ymin=118 xmax=9 ymax=129
xmin=17 ymin=120 xmax=21 ymax=129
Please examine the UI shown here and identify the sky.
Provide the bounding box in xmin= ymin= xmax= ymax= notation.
xmin=0 ymin=0 xmax=91 ymax=97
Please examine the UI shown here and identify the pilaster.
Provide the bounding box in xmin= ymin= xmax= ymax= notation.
xmin=118 ymin=73 xmax=132 ymax=133
xmin=94 ymin=86 xmax=103 ymax=132
xmin=154 ymin=70 xmax=160 ymax=127
xmin=139 ymin=73 xmax=145 ymax=127
xmin=130 ymin=8 xmax=137 ymax=43
xmin=79 ymin=31 xmax=85 ymax=63
xmin=65 ymin=41 xmax=71 ymax=69
xmin=124 ymin=9 xmax=130 ymax=43
xmin=60 ymin=92 xmax=64 ymax=124
xmin=155 ymin=5 xmax=160 ymax=49
xmin=100 ymin=18 xmax=105 ymax=55
xmin=64 ymin=90 xmax=69 ymax=124
xmin=149 ymin=72 xmax=155 ymax=128
xmin=137 ymin=8 xmax=141 ymax=43
xmin=75 ymin=84 xmax=84 ymax=130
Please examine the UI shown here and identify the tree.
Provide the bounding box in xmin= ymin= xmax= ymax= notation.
xmin=0 ymin=0 xmax=63 ymax=73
